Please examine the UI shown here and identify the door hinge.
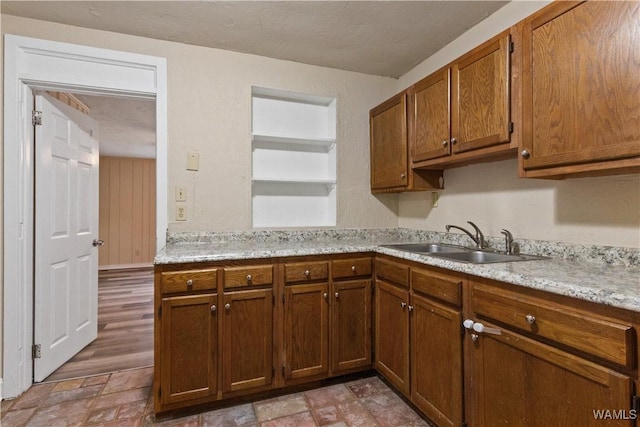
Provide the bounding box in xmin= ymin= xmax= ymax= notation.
xmin=158 ymin=387 xmax=161 ymax=398
xmin=281 ymin=366 xmax=286 ymax=377
xmin=272 ymin=295 xmax=275 ymax=306
xmin=632 ymin=395 xmax=639 ymax=413
xmin=509 ymin=41 xmax=514 ymax=53
xmin=32 ymin=110 xmax=42 ymax=126
xmin=509 ymin=122 xmax=514 ymax=133
xmin=32 ymin=344 xmax=41 ymax=359
xmin=281 ymin=294 xmax=285 ymax=304
xmin=158 ymin=306 xmax=162 ymax=318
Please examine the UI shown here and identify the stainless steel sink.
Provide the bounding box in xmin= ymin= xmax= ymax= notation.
xmin=428 ymin=250 xmax=547 ymax=264
xmin=381 ymin=243 xmax=467 ymax=253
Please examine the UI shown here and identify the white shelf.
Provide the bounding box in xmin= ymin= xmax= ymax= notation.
xmin=252 ymin=134 xmax=335 ymax=150
xmin=251 ymin=86 xmax=337 ymax=228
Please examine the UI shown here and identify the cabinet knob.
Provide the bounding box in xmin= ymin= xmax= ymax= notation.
xmin=471 ymin=333 xmax=479 ymax=342
xmin=225 ymin=303 xmax=231 ymax=310
xmin=335 ymin=292 xmax=340 ymax=299
xmin=400 ymin=302 xmax=407 ymax=309
xmin=246 ymin=274 xmax=252 ymax=282
xmin=210 ymin=304 xmax=217 ymax=313
xmin=407 ymin=305 xmax=414 ymax=312
xmin=442 ymin=140 xmax=448 ymax=147
xmin=400 ymin=173 xmax=406 ymax=179
xmin=351 ymin=265 xmax=356 ymax=272
xmin=525 ymin=314 xmax=536 ymax=325
xmin=323 ymin=292 xmax=328 ymax=299
xmin=521 ymin=149 xmax=531 ymax=159
xmin=186 ymin=279 xmax=193 ymax=287
xmin=304 ymin=270 xmax=310 ymax=277
xmin=450 ymin=137 xmax=457 ymax=145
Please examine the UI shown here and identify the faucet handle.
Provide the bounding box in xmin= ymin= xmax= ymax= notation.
xmin=467 ymin=221 xmax=485 ymax=249
xmin=501 ymin=229 xmax=514 ymax=254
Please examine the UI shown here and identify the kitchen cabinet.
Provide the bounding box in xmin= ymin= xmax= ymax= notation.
xmin=283 ymin=261 xmax=330 ymax=381
xmin=410 ymin=30 xmax=513 ymax=168
xmin=374 ymin=258 xmax=410 ymax=395
xmin=370 ymin=92 xmax=443 ymax=193
xmin=331 ymin=258 xmax=372 ymax=374
xmin=518 ymin=1 xmax=640 ymax=179
xmin=466 ymin=278 xmax=638 ymax=426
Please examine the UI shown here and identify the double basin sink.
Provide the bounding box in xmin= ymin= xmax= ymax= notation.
xmin=381 ymin=243 xmax=546 ymax=264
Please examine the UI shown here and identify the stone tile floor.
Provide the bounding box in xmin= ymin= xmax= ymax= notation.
xmin=0 ymin=367 xmax=434 ymax=426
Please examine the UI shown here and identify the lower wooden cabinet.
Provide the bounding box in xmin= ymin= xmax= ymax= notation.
xmin=283 ymin=282 xmax=330 ymax=381
xmin=221 ymin=289 xmax=273 ymax=393
xmin=159 ymin=293 xmax=218 ymax=406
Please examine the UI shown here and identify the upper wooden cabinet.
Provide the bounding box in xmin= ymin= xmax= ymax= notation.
xmin=410 ymin=30 xmax=513 ymax=168
xmin=518 ymin=1 xmax=640 ymax=178
xmin=370 ymin=93 xmax=444 ymax=193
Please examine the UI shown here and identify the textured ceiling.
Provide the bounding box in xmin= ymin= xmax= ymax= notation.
xmin=2 ymin=1 xmax=509 ymax=78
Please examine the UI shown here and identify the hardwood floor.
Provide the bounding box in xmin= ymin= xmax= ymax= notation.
xmin=44 ymin=267 xmax=154 ymax=382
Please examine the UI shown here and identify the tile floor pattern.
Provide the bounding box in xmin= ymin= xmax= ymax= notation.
xmin=0 ymin=368 xmax=435 ymax=427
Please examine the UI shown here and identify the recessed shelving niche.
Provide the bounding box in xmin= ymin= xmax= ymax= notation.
xmin=251 ymin=87 xmax=337 ymax=228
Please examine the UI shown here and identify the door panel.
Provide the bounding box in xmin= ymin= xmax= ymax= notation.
xmin=34 ymin=94 xmax=100 ymax=381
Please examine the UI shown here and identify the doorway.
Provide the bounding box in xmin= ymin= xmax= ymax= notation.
xmin=3 ymin=34 xmax=168 ymax=399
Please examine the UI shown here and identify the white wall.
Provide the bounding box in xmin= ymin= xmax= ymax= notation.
xmin=395 ymin=1 xmax=640 ymax=248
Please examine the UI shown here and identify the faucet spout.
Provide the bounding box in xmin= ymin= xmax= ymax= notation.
xmin=445 ymin=223 xmax=484 ymax=249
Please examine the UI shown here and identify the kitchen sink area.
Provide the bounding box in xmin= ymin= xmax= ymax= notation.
xmin=380 ymin=243 xmax=547 ymax=264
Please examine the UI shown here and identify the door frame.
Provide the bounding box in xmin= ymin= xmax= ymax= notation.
xmin=3 ymin=34 xmax=168 ymax=398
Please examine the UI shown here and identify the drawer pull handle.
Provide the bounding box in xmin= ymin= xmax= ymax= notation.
xmin=304 ymin=270 xmax=310 ymax=277
xmin=351 ymin=265 xmax=356 ymax=272
xmin=186 ymin=279 xmax=193 ymax=287
xmin=401 ymin=302 xmax=407 ymax=309
xmin=473 ymin=322 xmax=502 ymax=336
xmin=210 ymin=305 xmax=217 ymax=313
xmin=225 ymin=303 xmax=231 ymax=311
xmin=246 ymin=274 xmax=252 ymax=282
xmin=525 ymin=314 xmax=536 ymax=325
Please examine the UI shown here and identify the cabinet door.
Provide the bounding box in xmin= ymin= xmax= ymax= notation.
xmin=452 ymin=31 xmax=511 ymax=154
xmin=160 ymin=294 xmax=217 ymax=405
xmin=370 ymin=93 xmax=409 ymax=190
xmin=374 ymin=280 xmax=410 ymax=395
xmin=284 ymin=283 xmax=329 ymax=380
xmin=331 ymin=279 xmax=372 ymax=374
xmin=222 ymin=289 xmax=273 ymax=393
xmin=520 ymin=1 xmax=640 ymax=172
xmin=411 ymin=68 xmax=451 ymax=162
xmin=410 ymin=294 xmax=463 ymax=427
xmin=471 ymin=322 xmax=633 ymax=427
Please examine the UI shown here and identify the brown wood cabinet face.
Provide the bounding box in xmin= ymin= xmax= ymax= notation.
xmin=470 ymin=323 xmax=633 ymax=427
xmin=331 ymin=258 xmax=372 ymax=280
xmin=161 ymin=269 xmax=217 ymax=294
xmin=221 ymin=289 xmax=273 ymax=393
xmin=374 ymin=280 xmax=410 ymax=395
xmin=160 ymin=294 xmax=217 ymax=405
xmin=411 ymin=68 xmax=451 ymax=162
xmin=370 ymin=93 xmax=409 ymax=190
xmin=331 ymin=280 xmax=372 ymax=373
xmin=224 ymin=265 xmax=273 ymax=289
xmin=520 ymin=1 xmax=640 ymax=174
xmin=284 ymin=261 xmax=328 ymax=284
xmin=452 ymin=32 xmax=511 ymax=154
xmin=411 ymin=293 xmax=463 ymax=427
xmin=284 ymin=283 xmax=329 ymax=380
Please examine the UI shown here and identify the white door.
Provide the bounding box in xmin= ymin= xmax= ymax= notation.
xmin=33 ymin=94 xmax=100 ymax=381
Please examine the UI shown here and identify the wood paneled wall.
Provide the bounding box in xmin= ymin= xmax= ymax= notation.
xmin=99 ymin=157 xmax=156 ymax=267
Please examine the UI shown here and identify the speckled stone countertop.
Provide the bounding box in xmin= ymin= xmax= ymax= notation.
xmin=156 ymin=228 xmax=640 ymax=313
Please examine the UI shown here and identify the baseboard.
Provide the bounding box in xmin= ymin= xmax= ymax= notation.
xmin=99 ymin=263 xmax=153 ymax=271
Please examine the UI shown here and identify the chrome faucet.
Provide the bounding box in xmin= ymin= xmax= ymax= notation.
xmin=501 ymin=229 xmax=514 ymax=254
xmin=445 ymin=221 xmax=485 ymax=249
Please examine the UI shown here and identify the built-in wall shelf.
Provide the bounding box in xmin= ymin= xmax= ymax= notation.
xmin=251 ymin=87 xmax=337 ymax=228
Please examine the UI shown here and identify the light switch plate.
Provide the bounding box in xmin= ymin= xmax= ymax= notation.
xmin=187 ymin=153 xmax=199 ymax=171
xmin=175 ymin=186 xmax=186 ymax=202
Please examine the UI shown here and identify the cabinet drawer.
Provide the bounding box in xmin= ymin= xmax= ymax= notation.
xmin=161 ymin=269 xmax=218 ymax=294
xmin=473 ymin=284 xmax=635 ymax=367
xmin=284 ymin=261 xmax=328 ymax=284
xmin=375 ymin=258 xmax=409 ymax=288
xmin=411 ymin=269 xmax=462 ymax=307
xmin=224 ymin=265 xmax=273 ymax=289
xmin=332 ymin=258 xmax=372 ymax=279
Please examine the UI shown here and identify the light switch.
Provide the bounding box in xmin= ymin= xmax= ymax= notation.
xmin=175 ymin=186 xmax=186 ymax=202
xmin=187 ymin=153 xmax=199 ymax=171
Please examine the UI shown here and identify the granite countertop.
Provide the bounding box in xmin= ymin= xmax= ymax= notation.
xmin=156 ymin=229 xmax=640 ymax=313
